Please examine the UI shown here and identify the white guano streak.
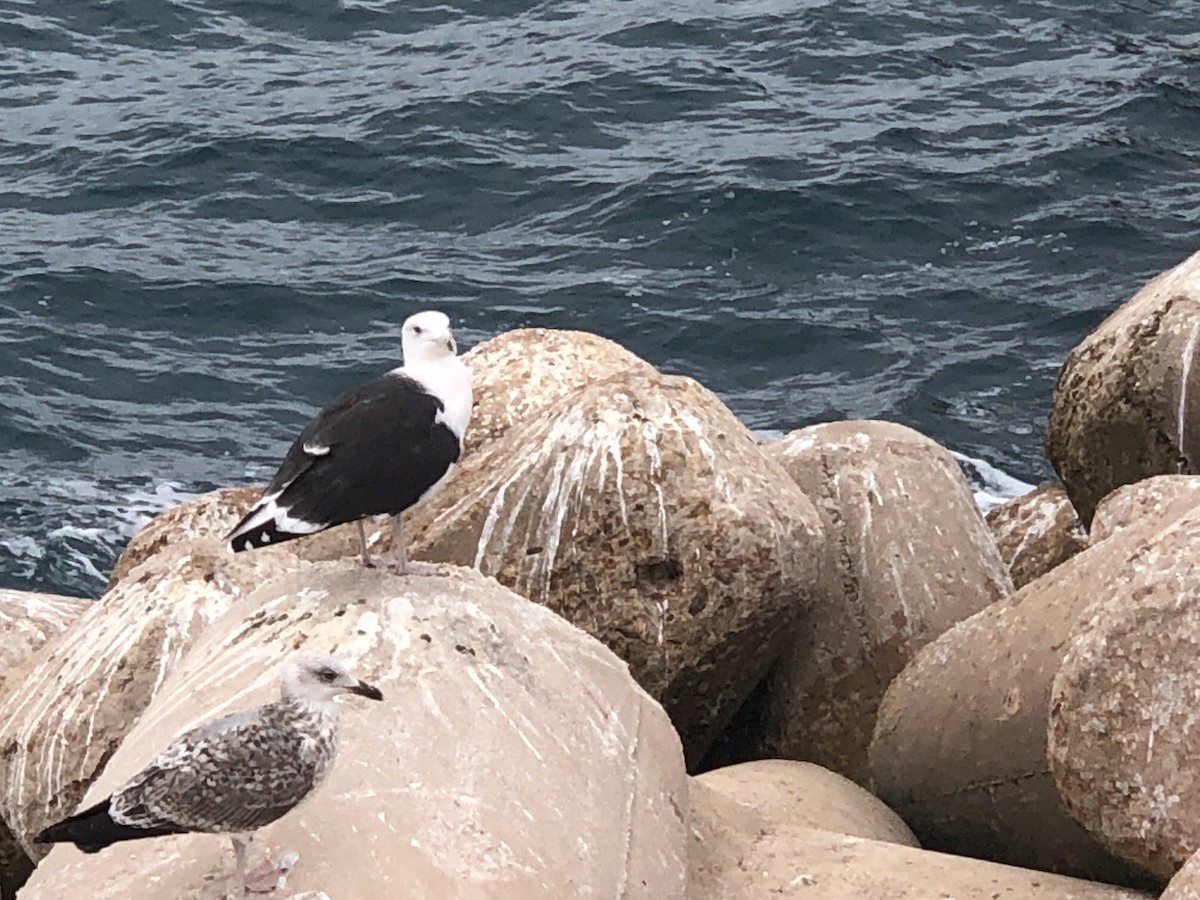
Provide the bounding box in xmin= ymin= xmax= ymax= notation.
xmin=473 ymin=407 xmax=652 ymax=603
xmin=1178 ymin=316 xmax=1200 ymax=466
xmin=466 ymin=666 xmax=544 ymax=762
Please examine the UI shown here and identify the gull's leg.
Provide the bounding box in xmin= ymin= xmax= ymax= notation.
xmin=230 ymin=835 xmax=249 ymax=899
xmin=357 ymin=520 xmax=376 ymax=568
xmin=387 ymin=514 xmax=445 ymax=577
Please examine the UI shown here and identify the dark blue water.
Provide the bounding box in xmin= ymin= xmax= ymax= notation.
xmin=2 ymin=0 xmax=1198 ymax=597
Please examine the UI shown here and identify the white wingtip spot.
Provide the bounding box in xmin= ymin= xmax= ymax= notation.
xmin=303 ymin=442 xmax=331 ymax=457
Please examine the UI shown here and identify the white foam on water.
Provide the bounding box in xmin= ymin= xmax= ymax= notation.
xmin=0 ymin=535 xmax=44 ymax=560
xmin=951 ymin=451 xmax=1036 ymax=514
xmin=108 ymin=481 xmax=198 ymax=539
xmin=753 ymin=428 xmax=786 ymax=442
xmin=0 ymin=479 xmax=198 ymax=593
xmin=0 ymin=535 xmax=45 ymax=581
xmin=60 ymin=545 xmax=106 ymax=583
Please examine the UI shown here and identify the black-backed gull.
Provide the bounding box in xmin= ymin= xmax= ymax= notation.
xmin=227 ymin=309 xmax=472 ymax=575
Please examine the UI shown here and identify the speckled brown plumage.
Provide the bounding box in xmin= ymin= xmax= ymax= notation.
xmin=36 ymin=652 xmax=381 ymax=855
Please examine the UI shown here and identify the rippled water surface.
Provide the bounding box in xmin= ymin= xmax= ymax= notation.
xmin=2 ymin=0 xmax=1199 ymax=596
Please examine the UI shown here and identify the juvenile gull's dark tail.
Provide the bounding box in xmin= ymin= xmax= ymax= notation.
xmin=35 ymin=798 xmax=185 ymax=853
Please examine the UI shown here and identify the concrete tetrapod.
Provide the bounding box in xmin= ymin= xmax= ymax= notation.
xmin=719 ymin=420 xmax=1011 ymax=784
xmin=868 ymin=507 xmax=1198 ymax=888
xmin=21 ymin=564 xmax=689 ymax=900
xmin=1049 ymin=507 xmax=1200 ymax=882
xmin=1046 ymin=248 xmax=1200 ymax=527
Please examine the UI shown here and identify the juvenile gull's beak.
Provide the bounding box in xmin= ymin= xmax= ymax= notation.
xmin=350 ymin=680 xmax=384 ymax=701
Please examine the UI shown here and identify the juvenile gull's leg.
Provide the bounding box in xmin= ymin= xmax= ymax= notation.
xmin=230 ymin=835 xmax=249 ymax=899
xmin=387 ymin=514 xmax=445 ymax=576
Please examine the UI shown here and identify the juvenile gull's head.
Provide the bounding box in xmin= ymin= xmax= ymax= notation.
xmin=402 ymin=310 xmax=458 ymax=362
xmin=281 ymin=651 xmax=384 ymax=705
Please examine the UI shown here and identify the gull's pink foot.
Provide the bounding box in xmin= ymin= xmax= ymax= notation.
xmin=387 ymin=558 xmax=447 ymax=577
xmin=244 ymin=851 xmax=299 ymax=894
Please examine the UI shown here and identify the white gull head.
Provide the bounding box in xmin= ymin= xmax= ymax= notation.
xmin=402 ymin=310 xmax=458 ymax=364
xmin=280 ymin=651 xmax=384 ymax=707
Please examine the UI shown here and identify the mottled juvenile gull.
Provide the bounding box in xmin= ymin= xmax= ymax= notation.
xmin=36 ymin=652 xmax=383 ymax=897
xmin=227 ymin=309 xmax=473 ymax=575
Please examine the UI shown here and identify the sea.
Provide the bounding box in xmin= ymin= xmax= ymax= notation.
xmin=1 ymin=0 xmax=1198 ymax=598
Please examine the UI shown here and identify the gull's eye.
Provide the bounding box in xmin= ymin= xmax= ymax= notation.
xmin=317 ymin=667 xmax=338 ymax=683
xmin=412 ymin=325 xmax=423 ymax=335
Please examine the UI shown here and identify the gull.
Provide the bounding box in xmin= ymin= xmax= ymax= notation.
xmin=36 ymin=651 xmax=384 ymax=898
xmin=228 ymin=309 xmax=472 ymax=575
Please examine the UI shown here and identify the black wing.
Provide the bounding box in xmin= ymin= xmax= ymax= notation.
xmin=232 ymin=371 xmax=461 ymax=546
